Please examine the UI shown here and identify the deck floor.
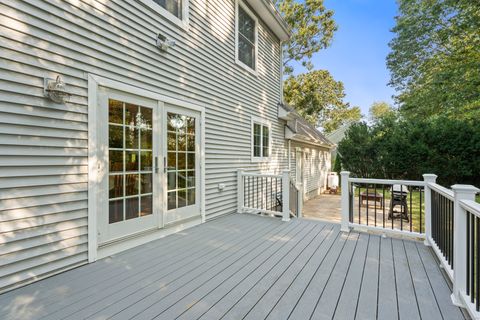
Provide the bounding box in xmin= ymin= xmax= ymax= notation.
xmin=0 ymin=214 xmax=466 ymax=320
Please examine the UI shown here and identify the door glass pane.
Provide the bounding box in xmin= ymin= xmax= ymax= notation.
xmin=108 ymin=99 xmax=153 ymax=224
xmin=109 ymin=199 xmax=123 ymax=224
xmin=125 ymin=197 xmax=139 ymax=220
xmin=109 ymin=175 xmax=123 ymax=199
xmin=109 ymin=125 xmax=123 ymax=148
xmin=140 ymin=195 xmax=153 ymax=217
xmin=166 ymin=112 xmax=197 ymax=210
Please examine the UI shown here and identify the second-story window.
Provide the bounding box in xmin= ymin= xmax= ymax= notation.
xmin=236 ymin=1 xmax=258 ymax=73
xmin=153 ymin=0 xmax=183 ymax=19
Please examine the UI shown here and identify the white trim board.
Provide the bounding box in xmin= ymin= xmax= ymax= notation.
xmin=138 ymin=0 xmax=190 ymax=31
xmin=87 ymin=74 xmax=206 ymax=261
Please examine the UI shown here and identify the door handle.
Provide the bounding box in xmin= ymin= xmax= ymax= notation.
xmin=164 ymin=157 xmax=167 ymax=173
xmin=155 ymin=156 xmax=159 ymax=173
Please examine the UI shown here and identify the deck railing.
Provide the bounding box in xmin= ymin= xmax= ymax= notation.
xmin=343 ymin=176 xmax=425 ymax=237
xmin=237 ymin=169 xmax=301 ymax=221
xmin=428 ymin=183 xmax=455 ymax=276
xmin=341 ymin=171 xmax=480 ymax=319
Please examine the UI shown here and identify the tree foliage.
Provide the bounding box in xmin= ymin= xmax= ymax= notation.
xmin=283 ymin=70 xmax=362 ymax=132
xmin=387 ymin=0 xmax=480 ymax=119
xmin=274 ymin=0 xmax=337 ymax=74
xmin=369 ymin=101 xmax=395 ymax=123
xmin=337 ymin=115 xmax=480 ymax=186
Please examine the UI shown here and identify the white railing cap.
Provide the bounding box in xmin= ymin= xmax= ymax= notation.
xmin=349 ymin=177 xmax=425 ymax=187
xmin=460 ymin=199 xmax=480 ymax=217
xmin=429 ymin=183 xmax=454 ymax=201
xmin=451 ymin=184 xmax=480 ymax=194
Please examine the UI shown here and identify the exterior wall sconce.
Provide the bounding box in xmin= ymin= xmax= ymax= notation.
xmin=44 ymin=76 xmax=71 ymax=104
xmin=156 ymin=33 xmax=176 ymax=52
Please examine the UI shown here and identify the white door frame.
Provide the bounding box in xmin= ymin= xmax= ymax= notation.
xmin=87 ymin=74 xmax=206 ymax=262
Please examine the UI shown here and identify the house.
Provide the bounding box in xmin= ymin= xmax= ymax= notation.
xmin=279 ymin=103 xmax=334 ymax=200
xmin=0 ymin=0 xmax=333 ymax=293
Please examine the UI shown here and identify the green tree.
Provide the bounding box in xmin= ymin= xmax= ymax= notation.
xmin=387 ymin=0 xmax=480 ymax=119
xmin=283 ymin=70 xmax=362 ymax=132
xmin=338 ymin=114 xmax=480 ymax=186
xmin=274 ymin=0 xmax=337 ymax=74
xmin=369 ymin=101 xmax=395 ymax=123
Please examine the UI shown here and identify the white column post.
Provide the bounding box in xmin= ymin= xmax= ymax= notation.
xmin=237 ymin=169 xmax=244 ymax=214
xmin=340 ymin=171 xmax=351 ymax=232
xmin=451 ymin=184 xmax=480 ymax=307
xmin=423 ymin=174 xmax=437 ymax=246
xmin=282 ymin=170 xmax=291 ymax=222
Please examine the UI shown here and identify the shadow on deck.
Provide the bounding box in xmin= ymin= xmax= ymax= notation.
xmin=0 ymin=214 xmax=466 ymax=320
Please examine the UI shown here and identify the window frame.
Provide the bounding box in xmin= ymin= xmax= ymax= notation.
xmin=251 ymin=116 xmax=271 ymax=162
xmin=139 ymin=0 xmax=190 ymax=30
xmin=235 ymin=0 xmax=259 ymax=75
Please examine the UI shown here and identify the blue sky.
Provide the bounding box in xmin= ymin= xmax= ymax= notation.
xmin=292 ymin=0 xmax=398 ymax=116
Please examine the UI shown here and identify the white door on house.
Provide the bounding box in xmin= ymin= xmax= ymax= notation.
xmin=164 ymin=104 xmax=201 ymax=225
xmin=97 ymin=89 xmax=202 ymax=244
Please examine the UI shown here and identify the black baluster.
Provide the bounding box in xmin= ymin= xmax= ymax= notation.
xmin=475 ymin=216 xmax=480 ymax=311
xmin=419 ymin=187 xmax=423 ymax=233
xmin=374 ymin=184 xmax=377 ymax=227
xmin=409 ymin=186 xmax=413 ymax=232
xmin=383 ymin=185 xmax=386 ymax=229
xmin=467 ymin=212 xmax=470 ymax=296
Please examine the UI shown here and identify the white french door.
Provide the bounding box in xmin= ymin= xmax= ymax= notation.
xmin=163 ymin=104 xmax=201 ymax=225
xmin=96 ymin=88 xmax=202 ymax=245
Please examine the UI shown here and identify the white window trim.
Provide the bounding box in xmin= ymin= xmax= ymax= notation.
xmin=138 ymin=0 xmax=190 ymax=31
xmin=251 ymin=116 xmax=272 ymax=163
xmin=235 ymin=0 xmax=259 ymax=76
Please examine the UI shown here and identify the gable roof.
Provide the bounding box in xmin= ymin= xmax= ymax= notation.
xmin=245 ymin=0 xmax=291 ymax=41
xmin=325 ymin=121 xmax=355 ymax=145
xmin=278 ymin=103 xmax=334 ymax=149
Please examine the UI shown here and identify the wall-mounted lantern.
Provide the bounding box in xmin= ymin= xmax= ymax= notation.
xmin=156 ymin=33 xmax=176 ymax=52
xmin=44 ymin=76 xmax=70 ymax=104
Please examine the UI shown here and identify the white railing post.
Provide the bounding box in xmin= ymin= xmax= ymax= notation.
xmin=237 ymin=169 xmax=244 ymax=213
xmin=297 ymin=183 xmax=304 ymax=218
xmin=340 ymin=171 xmax=351 ymax=232
xmin=451 ymin=184 xmax=480 ymax=307
xmin=282 ymin=170 xmax=290 ymax=222
xmin=423 ymin=174 xmax=437 ymax=246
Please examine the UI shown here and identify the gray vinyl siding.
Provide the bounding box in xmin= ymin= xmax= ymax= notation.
xmin=291 ymin=141 xmax=331 ymax=199
xmin=0 ymin=0 xmax=286 ymax=291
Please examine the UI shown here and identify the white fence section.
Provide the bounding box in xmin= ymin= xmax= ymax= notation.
xmin=237 ymin=169 xmax=302 ymax=222
xmin=340 ymin=171 xmax=480 ymax=319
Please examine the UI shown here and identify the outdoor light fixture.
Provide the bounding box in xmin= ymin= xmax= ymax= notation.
xmin=156 ymin=33 xmax=176 ymax=52
xmin=44 ymin=76 xmax=71 ymax=103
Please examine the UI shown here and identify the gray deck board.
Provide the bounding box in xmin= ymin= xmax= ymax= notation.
xmin=403 ymin=240 xmax=443 ymax=320
xmin=310 ymin=232 xmax=360 ymax=320
xmin=355 ymin=235 xmax=380 ymax=320
xmin=0 ymin=214 xmax=466 ymax=320
xmin=376 ymin=237 xmax=399 ymax=320
xmin=197 ymin=220 xmax=317 ymax=320
xmin=416 ymin=242 xmax=466 ymax=320
xmin=265 ymin=225 xmax=341 ymax=320
xmin=56 ymin=216 xmax=280 ymax=320
xmin=332 ymin=233 xmax=369 ymax=320
xmin=392 ymin=238 xmax=422 ymax=320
